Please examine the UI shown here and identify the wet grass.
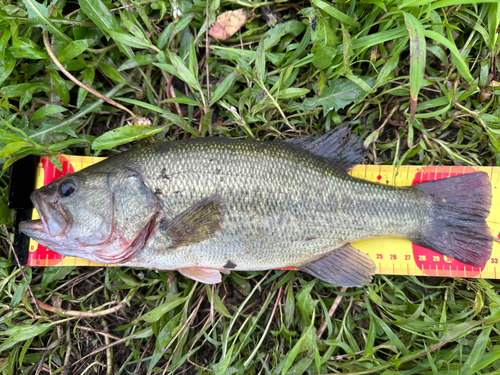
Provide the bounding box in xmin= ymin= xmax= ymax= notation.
xmin=1 ymin=0 xmax=500 ymax=373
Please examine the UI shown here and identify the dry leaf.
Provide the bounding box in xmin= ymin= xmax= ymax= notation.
xmin=209 ymin=9 xmax=250 ymax=40
xmin=478 ymin=90 xmax=492 ymax=103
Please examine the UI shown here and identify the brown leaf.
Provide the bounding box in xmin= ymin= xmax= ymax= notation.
xmin=478 ymin=88 xmax=492 ymax=103
xmin=410 ymin=95 xmax=417 ymax=124
xmin=209 ymin=9 xmax=250 ymax=40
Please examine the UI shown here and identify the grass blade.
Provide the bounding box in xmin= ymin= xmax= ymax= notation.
xmin=211 ymin=71 xmax=239 ymax=103
xmin=460 ymin=325 xmax=492 ymax=374
xmin=78 ymin=0 xmax=133 ymax=57
xmin=424 ymin=30 xmax=474 ymax=83
xmin=92 ymin=125 xmax=165 ymax=150
xmin=403 ymin=11 xmax=426 ymax=123
xmin=22 ymin=0 xmax=72 ymax=42
xmin=57 ymin=40 xmax=90 ymax=62
xmin=312 ymin=0 xmax=354 ymax=25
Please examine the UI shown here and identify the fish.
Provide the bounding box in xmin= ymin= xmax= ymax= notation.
xmin=19 ymin=125 xmax=493 ymax=287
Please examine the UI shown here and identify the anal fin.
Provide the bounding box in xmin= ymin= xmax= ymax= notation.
xmin=297 ymin=244 xmax=376 ymax=287
xmin=178 ymin=267 xmax=222 ymax=284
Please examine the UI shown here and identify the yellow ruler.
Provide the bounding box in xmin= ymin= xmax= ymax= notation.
xmin=27 ymin=155 xmax=500 ymax=279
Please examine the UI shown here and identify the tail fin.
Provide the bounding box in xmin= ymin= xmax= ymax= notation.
xmin=411 ymin=172 xmax=492 ymax=267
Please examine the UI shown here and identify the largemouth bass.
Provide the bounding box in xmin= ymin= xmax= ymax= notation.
xmin=19 ymin=126 xmax=493 ymax=286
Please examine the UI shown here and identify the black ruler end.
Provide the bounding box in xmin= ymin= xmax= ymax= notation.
xmin=8 ymin=155 xmax=37 ymax=266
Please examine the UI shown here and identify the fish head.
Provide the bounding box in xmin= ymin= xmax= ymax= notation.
xmin=19 ymin=172 xmax=114 ymax=257
xmin=19 ymin=169 xmax=160 ymax=264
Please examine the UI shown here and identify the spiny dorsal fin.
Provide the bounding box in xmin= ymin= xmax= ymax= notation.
xmin=297 ymin=244 xmax=376 ymax=287
xmin=287 ymin=124 xmax=366 ymax=171
xmin=160 ymin=193 xmax=226 ymax=249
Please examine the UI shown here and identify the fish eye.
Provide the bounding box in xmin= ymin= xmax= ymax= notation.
xmin=59 ymin=180 xmax=76 ymax=197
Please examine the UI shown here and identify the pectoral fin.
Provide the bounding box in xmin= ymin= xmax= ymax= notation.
xmin=160 ymin=193 xmax=226 ymax=249
xmin=178 ymin=267 xmax=222 ymax=284
xmin=297 ymin=244 xmax=376 ymax=287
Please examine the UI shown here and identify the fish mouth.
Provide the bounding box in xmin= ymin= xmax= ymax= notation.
xmin=18 ymin=219 xmax=62 ymax=249
xmin=18 ymin=219 xmax=45 ymax=237
xmin=19 ymin=191 xmax=69 ymax=242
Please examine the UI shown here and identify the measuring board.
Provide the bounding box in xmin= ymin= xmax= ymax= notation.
xmin=24 ymin=155 xmax=500 ymax=279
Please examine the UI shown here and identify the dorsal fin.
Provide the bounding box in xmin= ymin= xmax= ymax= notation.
xmin=287 ymin=124 xmax=366 ymax=171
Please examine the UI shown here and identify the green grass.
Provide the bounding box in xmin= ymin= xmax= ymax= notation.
xmin=1 ymin=0 xmax=500 ymax=373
